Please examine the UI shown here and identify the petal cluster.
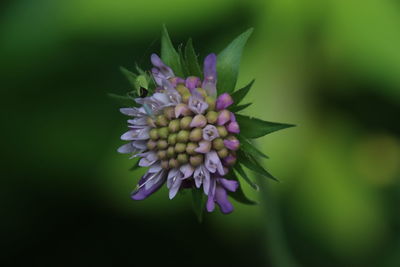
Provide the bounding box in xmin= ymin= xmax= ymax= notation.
xmin=119 ymin=53 xmax=240 ymax=214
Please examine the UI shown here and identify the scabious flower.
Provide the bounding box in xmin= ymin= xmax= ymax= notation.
xmin=114 ymin=26 xmax=294 ymax=218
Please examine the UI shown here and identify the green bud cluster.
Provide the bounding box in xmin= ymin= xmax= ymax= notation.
xmin=146 ymin=85 xmax=238 ymax=169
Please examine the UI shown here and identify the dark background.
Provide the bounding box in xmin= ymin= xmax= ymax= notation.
xmin=2 ymin=0 xmax=400 ymax=266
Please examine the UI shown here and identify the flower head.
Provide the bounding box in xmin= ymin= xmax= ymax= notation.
xmin=115 ymin=27 xmax=294 ymax=218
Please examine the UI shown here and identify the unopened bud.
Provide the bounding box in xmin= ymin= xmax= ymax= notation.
xmin=175 ymin=103 xmax=192 ymax=118
xmin=163 ymin=106 xmax=175 ymax=120
xmin=147 ymin=117 xmax=156 ymax=127
xmin=216 ymin=126 xmax=228 ymax=138
xmin=206 ymin=111 xmax=218 ymax=124
xmin=176 ymin=84 xmax=190 ymax=95
xmin=205 ymin=96 xmax=216 ymax=111
xmin=216 ymin=93 xmax=234 ymax=110
xmin=161 ymin=160 xmax=169 ymax=169
xmin=168 ymin=133 xmax=177 ymax=145
xmin=177 ymin=153 xmax=189 ymax=164
xmin=158 ymin=127 xmax=169 ymax=139
xmin=224 ymin=136 xmax=240 ymax=151
xmin=149 ymin=128 xmax=159 ymax=140
xmin=227 ymin=121 xmax=240 ymax=134
xmin=177 ymin=130 xmax=190 ymax=143
xmin=190 ymin=154 xmax=204 ymax=167
xmin=186 ymin=142 xmax=198 ymax=155
xmin=217 ymin=109 xmax=231 ymax=125
xmin=189 ymin=128 xmax=203 ymax=142
xmin=190 ymin=114 xmax=207 ymax=128
xmin=167 ymin=146 xmax=176 ymax=158
xmin=168 ymin=119 xmax=180 ymax=133
xmin=196 ymin=88 xmax=207 ymax=97
xmin=182 ymin=93 xmax=191 ymax=104
xmin=212 ymin=138 xmax=224 ymax=150
xmin=223 ymin=154 xmax=237 ymax=166
xmin=180 ymin=116 xmax=192 ymax=130
xmin=157 ymin=140 xmax=168 ymax=150
xmin=147 ymin=140 xmax=157 ymax=150
xmin=217 ymin=148 xmax=229 ymax=158
xmin=156 ymin=115 xmax=169 ymax=127
xmin=169 ymin=158 xmax=179 ymax=169
xmin=157 ymin=150 xmax=167 ymax=160
xmin=175 ymin=143 xmax=187 ymax=153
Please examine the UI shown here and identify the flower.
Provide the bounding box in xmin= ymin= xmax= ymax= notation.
xmin=115 ymin=27 xmax=294 ymax=218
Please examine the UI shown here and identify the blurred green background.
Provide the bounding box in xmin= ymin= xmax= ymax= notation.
xmin=2 ymin=0 xmax=400 ymax=266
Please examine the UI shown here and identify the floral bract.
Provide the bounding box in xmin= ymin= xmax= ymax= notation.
xmin=115 ymin=26 xmax=293 ymax=218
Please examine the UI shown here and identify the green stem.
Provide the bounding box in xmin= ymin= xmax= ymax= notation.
xmin=258 ymin=176 xmax=300 ymax=267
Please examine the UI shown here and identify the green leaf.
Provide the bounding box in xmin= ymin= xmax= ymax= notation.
xmin=229 ymin=103 xmax=252 ymax=112
xmin=161 ymin=25 xmax=184 ymax=77
xmin=191 ymin=189 xmax=205 ymax=222
xmin=108 ymin=93 xmax=136 ymax=107
xmin=234 ymin=164 xmax=259 ymax=190
xmin=216 ymin=28 xmax=253 ymax=94
xmin=231 ymin=79 xmax=255 ymax=105
xmin=120 ymin=66 xmax=138 ymax=92
xmin=229 ymin=172 xmax=257 ymax=205
xmin=129 ymin=158 xmax=140 ymax=171
xmin=238 ymin=136 xmax=269 ymax=159
xmin=236 ymin=114 xmax=295 ymax=139
xmin=238 ymin=150 xmax=278 ymax=182
xmin=178 ymin=44 xmax=189 ymax=78
xmin=185 ymin=38 xmax=202 ymax=78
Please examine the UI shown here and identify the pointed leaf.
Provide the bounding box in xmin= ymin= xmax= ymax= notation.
xmin=129 ymin=158 xmax=140 ymax=171
xmin=120 ymin=66 xmax=138 ymax=93
xmin=161 ymin=25 xmax=184 ymax=77
xmin=229 ymin=103 xmax=252 ymax=112
xmin=178 ymin=44 xmax=189 ymax=77
xmin=238 ymin=136 xmax=269 ymax=159
xmin=191 ymin=189 xmax=205 ymax=222
xmin=238 ymin=150 xmax=278 ymax=182
xmin=216 ymin=28 xmax=253 ymax=94
xmin=234 ymin=164 xmax=259 ymax=190
xmin=108 ymin=93 xmax=136 ymax=107
xmin=229 ymin=172 xmax=257 ymax=205
xmin=185 ymin=38 xmax=202 ymax=78
xmin=231 ymin=79 xmax=255 ymax=105
xmin=236 ymin=114 xmax=295 ymax=139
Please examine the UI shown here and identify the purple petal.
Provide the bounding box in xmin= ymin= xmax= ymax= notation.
xmin=206 ymin=178 xmax=217 ymax=212
xmin=131 ymin=170 xmax=166 ymax=200
xmin=151 ymin=54 xmax=174 ymax=79
xmin=117 ymin=143 xmax=135 ymax=154
xmin=202 ymin=125 xmax=219 ymax=141
xmin=175 ymin=104 xmax=191 ymax=118
xmin=194 ymin=165 xmax=210 ymax=190
xmin=214 ymin=185 xmax=234 ymax=214
xmin=227 ymin=121 xmax=240 ymax=133
xmin=139 ymin=152 xmax=158 ymax=167
xmin=180 ymin=164 xmax=195 ymax=179
xmin=217 ymin=178 xmax=238 ymax=192
xmin=120 ymin=108 xmax=145 ymax=117
xmin=188 ymin=95 xmax=209 ymax=114
xmin=216 ymin=93 xmax=234 ymax=110
xmin=121 ymin=127 xmax=150 ymax=141
xmin=223 ymin=155 xmax=237 ymax=166
xmin=217 ymin=110 xmax=231 ymax=125
xmin=195 ymin=140 xmax=211 ymax=154
xmin=223 ymin=139 xmax=240 ymax=151
xmin=170 ymin=77 xmax=185 ymax=87
xmin=190 ymin=114 xmax=207 ymax=128
xmin=205 ymin=151 xmax=225 ymax=174
xmin=185 ymin=76 xmax=201 ymax=91
xmin=202 ymin=54 xmax=217 ymax=97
